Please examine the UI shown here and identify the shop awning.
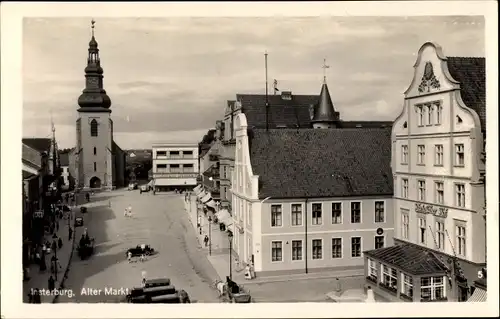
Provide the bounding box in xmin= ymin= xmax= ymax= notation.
xmin=205 ymin=199 xmax=217 ymax=208
xmin=216 ymin=209 xmax=232 ymax=225
xmin=194 ymin=184 xmax=202 ymax=193
xmin=201 ymin=193 xmax=212 ymax=204
xmin=467 ymin=287 xmax=487 ymax=302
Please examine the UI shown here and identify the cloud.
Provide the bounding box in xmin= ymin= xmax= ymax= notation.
xmin=23 ymin=16 xmax=485 ymax=149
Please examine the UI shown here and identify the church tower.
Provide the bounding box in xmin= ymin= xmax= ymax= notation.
xmin=75 ymin=20 xmax=114 ymax=189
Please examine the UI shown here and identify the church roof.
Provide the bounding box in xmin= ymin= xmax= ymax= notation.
xmin=311 ymin=83 xmax=339 ymax=124
xmin=446 ymin=56 xmax=486 ymax=131
xmin=22 ymin=138 xmax=52 ymax=153
xmin=249 ymin=128 xmax=393 ymax=199
xmin=237 ymin=93 xmax=319 ymax=129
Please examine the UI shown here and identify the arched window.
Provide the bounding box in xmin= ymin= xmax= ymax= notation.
xmin=90 ymin=119 xmax=98 ymax=137
xmin=93 ymin=147 xmax=97 ymax=155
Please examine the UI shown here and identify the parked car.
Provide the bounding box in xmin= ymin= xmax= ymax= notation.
xmin=126 ymin=244 xmax=155 ymax=257
xmin=139 ymin=184 xmax=149 ymax=194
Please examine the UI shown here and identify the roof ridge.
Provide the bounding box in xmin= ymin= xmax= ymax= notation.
xmin=447 ymin=56 xmax=485 ymax=60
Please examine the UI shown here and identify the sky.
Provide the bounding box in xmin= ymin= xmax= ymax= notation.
xmin=22 ymin=16 xmax=485 ymax=149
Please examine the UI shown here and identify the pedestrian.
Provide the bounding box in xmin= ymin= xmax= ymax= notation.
xmin=204 ymin=235 xmax=209 ymax=247
xmin=48 ymin=275 xmax=55 ymax=291
xmin=56 ymin=220 xmax=59 ymax=232
xmin=141 ymin=270 xmax=147 ymax=286
xmin=127 ymin=205 xmax=133 ymax=217
xmin=58 ymin=237 xmax=63 ymax=249
xmin=51 ymin=239 xmax=57 ymax=252
xmin=127 ymin=251 xmax=132 ymax=263
xmin=140 ymin=254 xmax=145 ymax=262
xmin=124 ymin=208 xmax=128 ymax=217
xmin=68 ymin=227 xmax=73 ymax=241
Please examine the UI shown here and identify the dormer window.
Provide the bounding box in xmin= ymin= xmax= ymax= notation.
xmin=281 ymin=91 xmax=292 ymax=100
xmin=403 ymin=121 xmax=408 ymax=128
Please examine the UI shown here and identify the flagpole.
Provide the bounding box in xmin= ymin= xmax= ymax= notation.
xmin=265 ymin=51 xmax=269 ymax=132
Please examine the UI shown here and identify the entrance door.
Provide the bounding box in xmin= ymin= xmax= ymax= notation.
xmin=89 ymin=176 xmax=101 ymax=188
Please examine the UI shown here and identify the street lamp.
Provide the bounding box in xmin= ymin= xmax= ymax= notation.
xmin=228 ymin=231 xmax=233 ymax=280
xmin=208 ymin=216 xmax=212 ymax=256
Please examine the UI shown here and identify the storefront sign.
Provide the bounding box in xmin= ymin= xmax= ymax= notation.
xmin=153 ymin=173 xmax=198 ymax=179
xmin=34 ymin=210 xmax=44 ymax=218
xmin=415 ymin=203 xmax=448 ymax=218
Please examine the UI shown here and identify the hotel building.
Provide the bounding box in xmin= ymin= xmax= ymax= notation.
xmin=364 ymin=42 xmax=486 ymax=302
xmin=152 ymin=142 xmax=199 ymax=191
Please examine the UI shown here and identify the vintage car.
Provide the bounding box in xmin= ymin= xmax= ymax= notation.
xmin=227 ymin=279 xmax=251 ymax=303
xmin=139 ymin=184 xmax=149 ymax=194
xmin=75 ymin=217 xmax=84 ymax=227
xmin=126 ymin=244 xmax=155 ymax=257
xmin=80 ymin=206 xmax=88 ymax=214
xmin=144 ymin=278 xmax=171 ymax=288
xmin=125 ymin=285 xmax=189 ymax=304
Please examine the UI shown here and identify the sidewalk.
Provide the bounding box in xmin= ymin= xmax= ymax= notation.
xmin=23 ymin=195 xmax=84 ymax=303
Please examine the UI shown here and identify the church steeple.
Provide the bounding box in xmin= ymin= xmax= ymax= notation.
xmin=311 ymin=59 xmax=340 ymax=129
xmin=77 ymin=19 xmax=112 ymax=113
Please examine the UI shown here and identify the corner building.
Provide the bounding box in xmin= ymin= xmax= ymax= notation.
xmin=364 ymin=42 xmax=486 ymax=302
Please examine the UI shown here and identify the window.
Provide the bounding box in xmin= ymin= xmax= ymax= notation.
xmin=90 ymin=119 xmax=98 ymax=137
xmin=418 ymin=216 xmax=427 ymax=244
xmin=332 ymin=238 xmax=342 ymax=258
xmin=427 ymin=104 xmax=433 ymax=125
xmin=375 ymin=236 xmax=384 ymax=249
xmin=350 ymin=202 xmax=361 ymax=223
xmin=435 ymin=220 xmax=445 ymax=250
xmin=271 ymin=205 xmax=282 ymax=227
xmin=434 ymin=145 xmax=443 ymax=166
xmin=455 ymin=184 xmax=465 ymax=207
xmin=455 ymin=144 xmax=465 ymax=166
xmin=170 ymin=151 xmax=180 ymax=156
xmin=331 ymin=203 xmax=342 ymax=224
xmin=183 ymin=150 xmax=193 ymax=156
xmin=456 ymin=223 xmax=466 ymax=257
xmin=436 ymin=103 xmax=442 ymax=125
xmin=417 ymin=145 xmax=426 ymax=165
xmin=312 ymin=204 xmax=322 ymax=225
xmin=93 ymin=147 xmax=97 ymax=155
xmin=271 ymin=241 xmax=282 ymax=262
xmin=170 ymin=164 xmax=180 ymax=172
xmin=375 ymin=201 xmax=385 ymax=223
xmin=421 ymin=276 xmax=445 ymax=301
xmin=401 ymin=210 xmax=409 ymax=239
xmin=381 ymin=265 xmax=398 ymax=289
xmin=401 ymin=273 xmax=414 ymax=298
xmin=156 ymin=164 xmax=167 ymax=172
xmin=435 ymin=181 xmax=444 ymax=204
xmin=402 ymin=178 xmax=409 ymax=198
xmin=291 ymin=204 xmax=302 ymax=226
xmin=223 ymin=166 xmax=227 ymax=179
xmin=291 ymin=240 xmax=302 ymax=261
xmin=418 ymin=180 xmax=426 ymax=201
xmin=93 ymin=162 xmax=97 ymax=172
xmin=156 ymin=151 xmax=167 ymax=157
xmin=401 ymin=145 xmax=408 ymax=164
xmin=351 ymin=237 xmax=361 ymax=257
xmin=368 ymin=259 xmax=378 ymax=280
xmin=416 ymin=105 xmax=424 ymax=126
xmin=312 ymin=239 xmax=322 ymax=259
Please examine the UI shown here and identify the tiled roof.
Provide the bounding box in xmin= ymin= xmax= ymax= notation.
xmin=249 ymin=128 xmax=393 ymax=199
xmin=237 ymin=94 xmax=319 ymax=129
xmin=446 ymin=57 xmax=486 ymax=131
xmin=364 ymin=243 xmax=449 ymax=275
xmin=22 ymin=138 xmax=51 ymax=153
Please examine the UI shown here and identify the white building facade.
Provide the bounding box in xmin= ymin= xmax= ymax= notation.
xmin=365 ymin=42 xmax=486 ymax=303
xmin=152 ymin=143 xmax=199 ymax=191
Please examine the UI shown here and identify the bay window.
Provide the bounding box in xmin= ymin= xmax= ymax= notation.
xmin=381 ymin=264 xmax=398 ymax=291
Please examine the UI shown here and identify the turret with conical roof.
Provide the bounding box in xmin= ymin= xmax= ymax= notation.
xmin=77 ymin=19 xmax=112 ymax=113
xmin=311 ymin=81 xmax=340 ymax=129
xmin=311 ymin=59 xmax=340 ymax=128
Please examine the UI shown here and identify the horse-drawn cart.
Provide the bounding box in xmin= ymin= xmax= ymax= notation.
xmin=215 ymin=278 xmax=252 ymax=303
xmin=77 ymin=237 xmax=95 ymax=260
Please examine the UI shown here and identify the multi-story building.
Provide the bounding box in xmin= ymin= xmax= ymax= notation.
xmin=229 ymin=80 xmax=394 ymax=276
xmin=363 ymin=42 xmax=486 ymax=303
xmin=152 ymin=143 xmax=199 ymax=191
xmin=216 ymin=91 xmax=392 ymax=214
